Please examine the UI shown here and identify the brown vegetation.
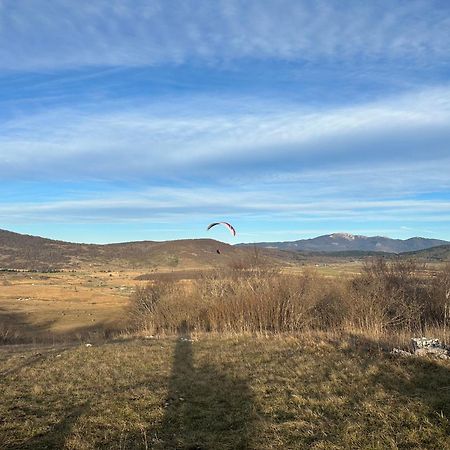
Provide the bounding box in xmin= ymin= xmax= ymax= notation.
xmin=0 ymin=270 xmax=135 ymax=343
xmin=2 ymin=259 xmax=450 ymax=448
xmin=0 ymin=228 xmax=281 ymax=271
xmin=130 ymin=259 xmax=450 ymax=341
xmin=1 ymin=335 xmax=449 ymax=449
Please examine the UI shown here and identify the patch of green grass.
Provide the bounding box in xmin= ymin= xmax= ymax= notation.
xmin=1 ymin=335 xmax=449 ymax=449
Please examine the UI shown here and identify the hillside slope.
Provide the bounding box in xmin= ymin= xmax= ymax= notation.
xmin=401 ymin=244 xmax=450 ymax=261
xmin=0 ymin=229 xmax=276 ymax=270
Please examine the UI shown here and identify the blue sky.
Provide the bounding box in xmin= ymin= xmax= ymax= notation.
xmin=1 ymin=0 xmax=450 ymax=243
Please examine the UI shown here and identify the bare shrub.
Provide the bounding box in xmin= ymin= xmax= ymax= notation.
xmin=313 ymin=279 xmax=350 ymax=329
xmin=0 ymin=322 xmax=21 ymax=344
xmin=129 ymin=281 xmax=172 ymax=332
xmin=428 ymin=263 xmax=450 ymax=341
xmin=348 ymin=258 xmax=429 ymax=334
xmin=192 ymin=268 xmax=308 ymax=333
xmin=129 ymin=266 xmax=345 ymax=334
xmin=129 ymin=258 xmax=450 ymax=338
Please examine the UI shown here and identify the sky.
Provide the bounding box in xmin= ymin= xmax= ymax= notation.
xmin=1 ymin=0 xmax=450 ymax=244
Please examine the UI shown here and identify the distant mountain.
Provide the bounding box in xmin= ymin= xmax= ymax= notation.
xmin=239 ymin=233 xmax=449 ymax=254
xmin=0 ymin=228 xmax=278 ymax=271
xmin=2 ymin=228 xmax=447 ymax=271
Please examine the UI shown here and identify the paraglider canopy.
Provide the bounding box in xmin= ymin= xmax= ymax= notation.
xmin=207 ymin=222 xmax=236 ymax=236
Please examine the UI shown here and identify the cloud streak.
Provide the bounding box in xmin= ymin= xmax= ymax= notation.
xmin=1 ymin=186 xmax=450 ymax=233
xmin=1 ymin=0 xmax=449 ymax=71
xmin=1 ymin=1 xmax=449 ymax=242
xmin=1 ymin=87 xmax=449 ymax=185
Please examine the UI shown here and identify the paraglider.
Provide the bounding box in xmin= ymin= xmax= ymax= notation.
xmin=207 ymin=221 xmax=236 ymax=255
xmin=206 ymin=222 xmax=236 ymax=236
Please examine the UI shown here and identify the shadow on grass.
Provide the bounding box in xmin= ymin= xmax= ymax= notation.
xmin=0 ymin=306 xmax=122 ymax=345
xmin=2 ymin=327 xmax=255 ymax=450
xmin=0 ymin=308 xmax=54 ymax=344
xmin=154 ymin=323 xmax=255 ymax=449
xmin=4 ymin=402 xmax=90 ymax=450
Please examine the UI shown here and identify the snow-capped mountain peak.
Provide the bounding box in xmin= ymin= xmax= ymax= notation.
xmin=329 ymin=233 xmax=356 ymax=240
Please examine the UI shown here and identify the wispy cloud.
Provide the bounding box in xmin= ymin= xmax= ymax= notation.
xmin=1 ymin=1 xmax=449 ymax=71
xmin=1 ymin=87 xmax=449 ymax=185
xmin=1 ymin=1 xmax=449 ymax=242
xmin=1 ymin=186 xmax=450 ymax=234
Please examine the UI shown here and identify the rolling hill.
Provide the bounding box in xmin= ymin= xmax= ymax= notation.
xmin=1 ymin=228 xmax=448 ymax=271
xmin=0 ymin=229 xmax=278 ymax=270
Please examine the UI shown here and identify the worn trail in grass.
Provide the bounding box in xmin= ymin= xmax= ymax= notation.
xmin=1 ymin=335 xmax=449 ymax=449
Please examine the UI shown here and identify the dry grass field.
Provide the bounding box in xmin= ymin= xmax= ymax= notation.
xmin=0 ymin=263 xmax=365 ymax=342
xmin=1 ymin=260 xmax=450 ymax=449
xmin=0 ymin=269 xmax=141 ymax=341
xmin=1 ymin=334 xmax=449 ymax=449
xmin=1 ymin=259 xmax=447 ymax=341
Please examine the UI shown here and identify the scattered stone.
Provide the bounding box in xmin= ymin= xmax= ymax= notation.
xmin=412 ymin=337 xmax=449 ymax=359
xmin=85 ymin=343 xmax=93 ymax=347
xmin=412 ymin=337 xmax=441 ymax=350
xmin=391 ymin=348 xmax=414 ymax=357
xmin=392 ymin=337 xmax=450 ymax=360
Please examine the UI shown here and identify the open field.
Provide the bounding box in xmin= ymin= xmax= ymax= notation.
xmin=0 ymin=263 xmax=365 ymax=341
xmin=1 ymin=334 xmax=449 ymax=449
xmin=0 ymin=269 xmax=140 ymax=341
xmin=1 ymin=227 xmax=448 ymax=342
xmin=1 ymin=259 xmax=449 ymax=448
xmin=1 ymin=259 xmax=449 ymax=342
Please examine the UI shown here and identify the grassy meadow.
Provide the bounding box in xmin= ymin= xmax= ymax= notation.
xmin=0 ymin=269 xmax=144 ymax=342
xmin=1 ymin=259 xmax=450 ymax=449
xmin=1 ymin=334 xmax=449 ymax=449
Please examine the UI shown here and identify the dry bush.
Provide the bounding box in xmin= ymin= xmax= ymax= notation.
xmin=129 ymin=266 xmax=344 ymax=334
xmin=129 ymin=258 xmax=450 ymax=338
xmin=348 ymin=258 xmax=435 ymax=334
xmin=0 ymin=322 xmax=22 ymax=344
xmin=313 ymin=278 xmax=351 ymax=329
xmin=129 ymin=281 xmax=173 ymax=332
xmin=428 ymin=263 xmax=450 ymax=339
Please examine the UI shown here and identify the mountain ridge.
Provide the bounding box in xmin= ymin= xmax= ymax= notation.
xmin=1 ymin=228 xmax=449 ymax=270
xmin=238 ymin=233 xmax=449 ymax=254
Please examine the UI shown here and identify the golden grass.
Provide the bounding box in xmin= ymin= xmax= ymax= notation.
xmin=2 ymin=259 xmax=450 ymax=448
xmin=1 ymin=334 xmax=449 ymax=449
xmin=129 ymin=261 xmax=450 ymax=343
xmin=2 ymin=260 xmax=448 ymax=343
xmin=0 ymin=270 xmax=144 ymax=341
xmin=0 ymin=265 xmax=351 ymax=343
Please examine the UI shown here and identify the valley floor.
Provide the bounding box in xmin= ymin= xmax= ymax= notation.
xmin=0 ymin=263 xmax=362 ymax=342
xmin=1 ymin=334 xmax=449 ymax=449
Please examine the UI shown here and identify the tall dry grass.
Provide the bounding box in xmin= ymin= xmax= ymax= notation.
xmin=130 ymin=259 xmax=450 ymax=341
